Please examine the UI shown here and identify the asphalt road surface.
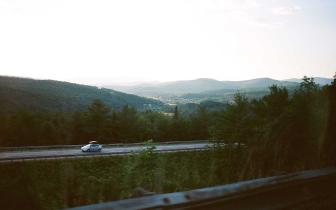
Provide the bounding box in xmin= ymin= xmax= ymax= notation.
xmin=0 ymin=143 xmax=210 ymax=161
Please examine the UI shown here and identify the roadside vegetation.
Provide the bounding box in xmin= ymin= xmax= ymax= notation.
xmin=0 ymin=75 xmax=335 ymax=209
xmin=1 ymin=76 xmax=335 ymax=166
xmin=0 ymin=145 xmax=246 ymax=210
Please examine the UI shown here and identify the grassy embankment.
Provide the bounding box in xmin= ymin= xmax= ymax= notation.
xmin=0 ymin=144 xmax=246 ymax=210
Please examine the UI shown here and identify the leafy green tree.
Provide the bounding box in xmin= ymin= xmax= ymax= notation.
xmin=140 ymin=111 xmax=170 ymax=141
xmin=85 ymin=99 xmax=111 ymax=142
xmin=70 ymin=111 xmax=87 ymax=144
xmin=322 ymin=73 xmax=336 ymax=164
xmin=263 ymin=85 xmax=289 ymax=118
xmin=116 ymin=105 xmax=142 ymax=142
xmin=213 ymin=93 xmax=254 ymax=146
xmin=189 ymin=107 xmax=210 ymax=139
xmin=257 ymin=77 xmax=324 ymax=170
xmin=173 ymin=106 xmax=179 ymax=120
xmin=0 ymin=112 xmax=8 ymax=146
xmin=167 ymin=106 xmax=190 ymax=140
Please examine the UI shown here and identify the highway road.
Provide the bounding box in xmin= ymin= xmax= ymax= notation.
xmin=0 ymin=142 xmax=210 ymax=162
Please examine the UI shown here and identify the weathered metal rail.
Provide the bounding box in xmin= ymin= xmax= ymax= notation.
xmin=67 ymin=167 xmax=336 ymax=210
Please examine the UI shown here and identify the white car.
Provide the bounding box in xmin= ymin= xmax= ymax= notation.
xmin=81 ymin=141 xmax=102 ymax=152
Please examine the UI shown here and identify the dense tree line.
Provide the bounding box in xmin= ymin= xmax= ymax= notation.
xmin=1 ymin=76 xmax=335 ymax=210
xmin=0 ymin=99 xmax=211 ymax=146
xmin=1 ymin=76 xmax=335 ymax=167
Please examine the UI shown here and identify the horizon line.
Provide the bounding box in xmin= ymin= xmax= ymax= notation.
xmin=0 ymin=74 xmax=333 ymax=87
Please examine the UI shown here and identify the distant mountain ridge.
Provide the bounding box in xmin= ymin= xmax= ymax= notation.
xmin=107 ymin=78 xmax=226 ymax=95
xmin=284 ymin=77 xmax=333 ymax=86
xmin=108 ymin=77 xmax=332 ymax=94
xmin=106 ymin=77 xmax=332 ymax=104
xmin=106 ymin=77 xmax=297 ymax=96
xmin=0 ymin=76 xmax=165 ymax=112
xmin=1 ymin=76 xmax=332 ymax=112
xmin=219 ymin=77 xmax=298 ymax=89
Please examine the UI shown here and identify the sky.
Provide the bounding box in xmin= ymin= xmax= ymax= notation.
xmin=0 ymin=0 xmax=335 ymax=85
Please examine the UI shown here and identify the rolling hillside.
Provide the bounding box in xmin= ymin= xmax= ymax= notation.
xmin=107 ymin=77 xmax=331 ymax=104
xmin=0 ymin=76 xmax=165 ymax=112
xmin=108 ymin=77 xmax=298 ymax=96
xmin=107 ymin=78 xmax=298 ymax=103
xmin=285 ymin=77 xmax=333 ymax=86
xmin=220 ymin=78 xmax=298 ymax=89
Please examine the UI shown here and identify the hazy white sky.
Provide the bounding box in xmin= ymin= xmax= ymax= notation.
xmin=0 ymin=0 xmax=335 ymax=85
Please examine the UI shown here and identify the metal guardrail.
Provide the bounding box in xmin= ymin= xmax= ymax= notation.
xmin=0 ymin=140 xmax=210 ymax=152
xmin=0 ymin=148 xmax=208 ymax=163
xmin=67 ymin=167 xmax=336 ymax=210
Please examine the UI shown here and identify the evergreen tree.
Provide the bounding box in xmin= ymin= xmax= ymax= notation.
xmin=85 ymin=99 xmax=111 ymax=142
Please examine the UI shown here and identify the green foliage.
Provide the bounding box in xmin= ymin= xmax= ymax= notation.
xmin=242 ymin=78 xmax=332 ymax=176
xmin=0 ymin=76 xmax=164 ymax=112
xmin=1 ymin=76 xmax=336 ymax=173
xmin=0 ymin=148 xmax=246 ymax=210
xmin=209 ymin=78 xmax=335 ymax=176
xmin=212 ymin=93 xmax=254 ymax=146
xmin=321 ymin=74 xmax=336 ymax=165
xmin=121 ymin=140 xmax=159 ymax=196
xmin=1 ymin=74 xmax=336 ymax=210
xmin=189 ymin=107 xmax=210 ymax=139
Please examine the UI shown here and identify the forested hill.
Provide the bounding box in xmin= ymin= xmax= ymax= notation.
xmin=107 ymin=78 xmax=300 ymax=96
xmin=0 ymin=76 xmax=165 ymax=112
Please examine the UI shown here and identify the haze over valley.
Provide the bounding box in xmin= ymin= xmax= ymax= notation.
xmin=105 ymin=77 xmax=333 ymax=104
xmin=0 ymin=75 xmax=332 ymax=115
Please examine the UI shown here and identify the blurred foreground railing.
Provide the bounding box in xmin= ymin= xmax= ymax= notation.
xmin=67 ymin=167 xmax=336 ymax=210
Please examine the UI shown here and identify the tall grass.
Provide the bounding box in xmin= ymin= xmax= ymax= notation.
xmin=0 ymin=143 xmax=246 ymax=210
